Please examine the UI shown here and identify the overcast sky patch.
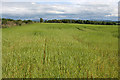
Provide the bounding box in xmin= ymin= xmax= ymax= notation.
xmin=1 ymin=0 xmax=119 ymax=21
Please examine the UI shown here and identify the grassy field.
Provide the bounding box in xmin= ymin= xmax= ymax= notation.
xmin=2 ymin=23 xmax=118 ymax=78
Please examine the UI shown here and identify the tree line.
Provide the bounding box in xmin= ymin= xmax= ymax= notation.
xmin=43 ymin=19 xmax=117 ymax=25
xmin=1 ymin=18 xmax=35 ymax=28
xmin=1 ymin=18 xmax=117 ymax=28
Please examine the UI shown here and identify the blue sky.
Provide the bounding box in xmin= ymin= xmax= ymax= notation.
xmin=1 ymin=0 xmax=119 ymax=21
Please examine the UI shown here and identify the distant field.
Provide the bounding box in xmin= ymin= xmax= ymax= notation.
xmin=2 ymin=23 xmax=118 ymax=78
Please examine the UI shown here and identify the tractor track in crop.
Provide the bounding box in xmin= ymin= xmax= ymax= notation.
xmin=43 ymin=39 xmax=47 ymax=64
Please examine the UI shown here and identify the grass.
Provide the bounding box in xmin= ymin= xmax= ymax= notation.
xmin=2 ymin=23 xmax=118 ymax=78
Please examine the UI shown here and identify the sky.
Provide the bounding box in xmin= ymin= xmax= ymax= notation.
xmin=0 ymin=0 xmax=119 ymax=21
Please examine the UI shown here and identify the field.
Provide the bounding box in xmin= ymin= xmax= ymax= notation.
xmin=2 ymin=23 xmax=118 ymax=78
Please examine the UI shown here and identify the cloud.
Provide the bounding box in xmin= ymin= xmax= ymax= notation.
xmin=1 ymin=1 xmax=119 ymax=21
xmin=47 ymin=11 xmax=65 ymax=14
xmin=105 ymin=14 xmax=118 ymax=17
xmin=1 ymin=0 xmax=119 ymax=3
xmin=31 ymin=2 xmax=36 ymax=5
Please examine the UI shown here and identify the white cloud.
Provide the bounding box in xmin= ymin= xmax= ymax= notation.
xmin=31 ymin=2 xmax=36 ymax=5
xmin=105 ymin=14 xmax=118 ymax=17
xmin=1 ymin=0 xmax=119 ymax=3
xmin=58 ymin=15 xmax=66 ymax=18
xmin=47 ymin=11 xmax=65 ymax=14
xmin=1 ymin=1 xmax=119 ymax=20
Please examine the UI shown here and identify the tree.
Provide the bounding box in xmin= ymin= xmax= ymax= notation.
xmin=44 ymin=20 xmax=47 ymax=23
xmin=40 ymin=18 xmax=43 ymax=23
xmin=2 ymin=19 xmax=7 ymax=25
xmin=27 ymin=20 xmax=33 ymax=24
xmin=15 ymin=20 xmax=22 ymax=26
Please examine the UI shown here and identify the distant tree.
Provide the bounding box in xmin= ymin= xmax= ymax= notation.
xmin=86 ymin=20 xmax=90 ymax=24
xmin=2 ymin=19 xmax=7 ymax=25
xmin=23 ymin=20 xmax=33 ymax=24
xmin=71 ymin=20 xmax=76 ymax=23
xmin=40 ymin=18 xmax=43 ymax=23
xmin=15 ymin=20 xmax=22 ymax=26
xmin=1 ymin=18 xmax=35 ymax=28
xmin=7 ymin=19 xmax=14 ymax=21
xmin=90 ymin=21 xmax=94 ymax=24
xmin=27 ymin=20 xmax=33 ymax=24
xmin=101 ymin=21 xmax=105 ymax=25
xmin=23 ymin=20 xmax=28 ymax=24
xmin=113 ymin=22 xmax=116 ymax=25
xmin=44 ymin=20 xmax=47 ymax=23
xmin=76 ymin=20 xmax=83 ymax=24
xmin=62 ymin=19 xmax=70 ymax=23
xmin=54 ymin=19 xmax=62 ymax=23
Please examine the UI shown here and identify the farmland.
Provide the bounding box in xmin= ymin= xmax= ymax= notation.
xmin=2 ymin=23 xmax=118 ymax=78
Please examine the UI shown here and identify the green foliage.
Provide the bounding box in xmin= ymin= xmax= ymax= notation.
xmin=2 ymin=23 xmax=118 ymax=78
xmin=40 ymin=18 xmax=43 ymax=23
xmin=23 ymin=20 xmax=33 ymax=24
xmin=44 ymin=20 xmax=47 ymax=23
xmin=15 ymin=20 xmax=22 ymax=26
xmin=2 ymin=18 xmax=34 ymax=28
xmin=2 ymin=19 xmax=7 ymax=25
xmin=46 ymin=19 xmax=117 ymax=25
